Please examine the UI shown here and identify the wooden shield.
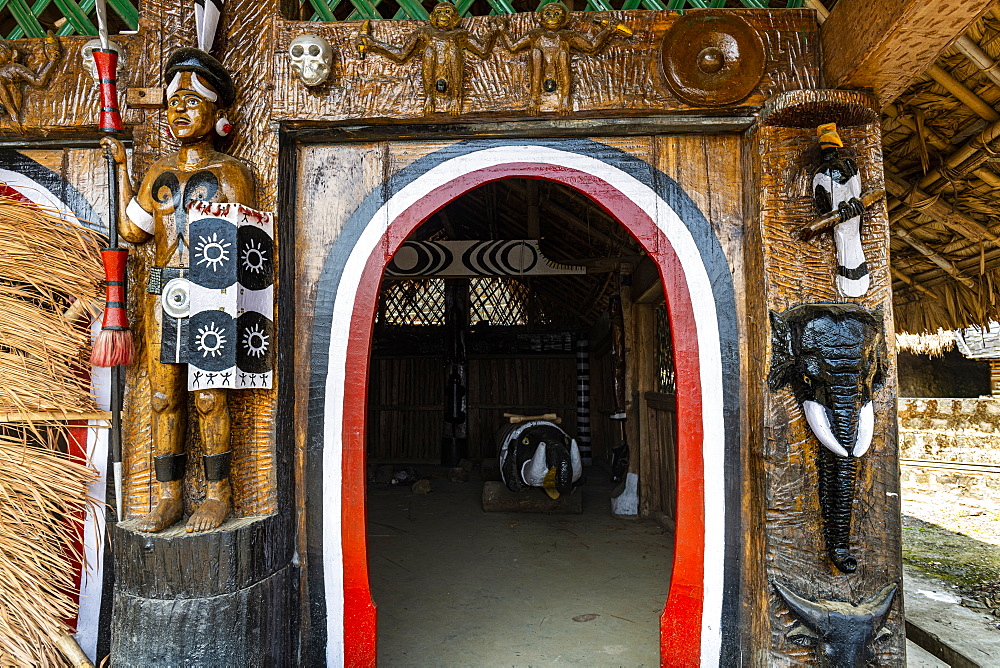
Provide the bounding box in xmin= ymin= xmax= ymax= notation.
xmin=660 ymin=11 xmax=766 ymax=107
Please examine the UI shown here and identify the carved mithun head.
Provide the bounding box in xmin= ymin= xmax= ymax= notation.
xmin=289 ymin=34 xmax=333 ymax=86
xmin=775 ymin=581 xmax=896 ymax=668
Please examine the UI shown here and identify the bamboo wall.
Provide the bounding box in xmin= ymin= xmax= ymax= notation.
xmin=367 ymin=354 xmax=577 ymax=461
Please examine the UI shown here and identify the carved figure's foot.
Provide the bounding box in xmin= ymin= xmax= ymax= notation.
xmin=558 ymin=101 xmax=572 ymax=116
xmin=134 ymin=495 xmax=184 ymax=533
xmin=186 ymin=479 xmax=232 ymax=533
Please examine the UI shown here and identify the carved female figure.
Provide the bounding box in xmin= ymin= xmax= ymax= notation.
xmin=504 ymin=2 xmax=629 ymax=115
xmin=103 ymin=47 xmax=256 ymax=533
xmin=357 ymin=2 xmax=494 ymax=116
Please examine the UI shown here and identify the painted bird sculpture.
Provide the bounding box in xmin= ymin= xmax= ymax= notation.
xmin=498 ymin=420 xmax=583 ymax=499
xmin=812 ymin=123 xmax=869 ymax=298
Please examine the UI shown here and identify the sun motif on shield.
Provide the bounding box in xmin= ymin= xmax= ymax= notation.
xmin=242 ymin=323 xmax=269 ymax=357
xmin=194 ymin=232 xmax=232 ymax=272
xmin=241 ymin=238 xmax=267 ymax=274
xmin=195 ymin=322 xmax=227 ymax=357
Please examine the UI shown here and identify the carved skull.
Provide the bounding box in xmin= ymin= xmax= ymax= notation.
xmin=81 ymin=38 xmax=122 ymax=82
xmin=289 ymin=35 xmax=332 ymax=86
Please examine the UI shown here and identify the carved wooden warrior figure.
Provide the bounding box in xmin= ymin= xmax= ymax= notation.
xmin=104 ymin=47 xmax=268 ymax=533
xmin=504 ymin=2 xmax=630 ymax=115
xmin=0 ymin=31 xmax=61 ymax=129
xmin=357 ymin=1 xmax=495 ymax=116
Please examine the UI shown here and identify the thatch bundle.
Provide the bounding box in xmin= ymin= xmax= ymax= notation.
xmin=0 ymin=196 xmax=103 ymax=413
xmin=883 ymin=8 xmax=1000 ymax=333
xmin=0 ymin=427 xmax=97 ymax=667
xmin=895 ymin=330 xmax=957 ymax=357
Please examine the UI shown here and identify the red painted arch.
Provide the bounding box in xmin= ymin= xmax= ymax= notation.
xmin=339 ymin=163 xmax=707 ymax=667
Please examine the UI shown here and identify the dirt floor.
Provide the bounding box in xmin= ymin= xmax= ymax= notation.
xmin=366 ymin=466 xmax=673 ymax=665
xmin=903 ymin=485 xmax=1000 ymax=619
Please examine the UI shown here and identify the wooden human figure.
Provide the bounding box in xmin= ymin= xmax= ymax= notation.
xmin=504 ymin=2 xmax=629 ymax=115
xmin=812 ymin=122 xmax=870 ymax=297
xmin=0 ymin=32 xmax=61 ymax=129
xmin=357 ymin=2 xmax=494 ymax=116
xmin=103 ymin=47 xmax=256 ymax=533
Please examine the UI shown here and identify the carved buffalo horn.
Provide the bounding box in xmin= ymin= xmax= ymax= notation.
xmin=774 ymin=581 xmax=897 ymax=668
xmin=522 ymin=442 xmax=548 ymax=487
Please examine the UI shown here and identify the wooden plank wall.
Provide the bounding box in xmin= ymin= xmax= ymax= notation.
xmin=367 ymin=354 xmax=576 ymax=461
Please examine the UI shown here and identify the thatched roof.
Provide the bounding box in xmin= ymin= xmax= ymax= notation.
xmin=877 ymin=6 xmax=1000 ymax=333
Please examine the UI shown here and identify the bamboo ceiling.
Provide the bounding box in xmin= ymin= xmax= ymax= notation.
xmin=877 ymin=4 xmax=1000 ymax=333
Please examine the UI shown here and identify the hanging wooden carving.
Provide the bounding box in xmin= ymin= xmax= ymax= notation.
xmin=503 ymin=2 xmax=631 ymax=115
xmin=385 ymin=239 xmax=585 ymax=277
xmin=660 ymin=11 xmax=764 ymax=107
xmin=812 ymin=123 xmax=871 ymax=298
xmin=0 ymin=32 xmax=61 ymax=129
xmin=769 ymin=304 xmax=887 ymax=573
xmin=774 ymin=581 xmax=896 ymax=666
xmin=357 ymin=1 xmax=495 ymax=115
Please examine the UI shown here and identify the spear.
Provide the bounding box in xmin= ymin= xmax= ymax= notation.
xmin=88 ymin=0 xmax=129 ymax=520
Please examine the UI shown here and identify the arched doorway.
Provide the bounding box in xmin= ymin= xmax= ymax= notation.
xmin=306 ymin=139 xmax=742 ymax=666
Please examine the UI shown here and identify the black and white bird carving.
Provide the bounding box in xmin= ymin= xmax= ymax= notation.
xmin=812 ymin=123 xmax=869 ymax=298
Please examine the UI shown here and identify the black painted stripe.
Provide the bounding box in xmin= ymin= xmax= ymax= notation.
xmin=838 ymin=262 xmax=869 ymax=280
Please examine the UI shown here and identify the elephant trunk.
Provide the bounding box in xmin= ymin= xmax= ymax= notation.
xmin=818 ymin=447 xmax=858 ymax=573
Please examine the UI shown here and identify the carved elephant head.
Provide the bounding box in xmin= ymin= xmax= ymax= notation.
xmin=769 ymin=304 xmax=886 ymax=459
xmin=498 ymin=421 xmax=582 ymax=499
xmin=769 ymin=304 xmax=887 ymax=572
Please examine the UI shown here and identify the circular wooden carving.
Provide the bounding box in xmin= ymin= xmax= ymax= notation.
xmin=661 ymin=12 xmax=765 ymax=107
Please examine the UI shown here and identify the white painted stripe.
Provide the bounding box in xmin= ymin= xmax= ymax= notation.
xmin=75 ymin=322 xmax=111 ymax=661
xmin=321 ymin=145 xmax=727 ymax=666
xmin=0 ymin=169 xmax=77 ymax=222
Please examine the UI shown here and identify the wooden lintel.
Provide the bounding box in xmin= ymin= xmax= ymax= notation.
xmin=822 ymin=0 xmax=995 ymax=104
xmin=884 ymin=173 xmax=1000 ymax=246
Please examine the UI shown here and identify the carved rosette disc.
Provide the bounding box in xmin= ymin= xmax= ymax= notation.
xmin=660 ymin=11 xmax=765 ymax=107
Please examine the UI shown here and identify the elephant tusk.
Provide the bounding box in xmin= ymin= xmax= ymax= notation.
xmin=570 ymin=438 xmax=583 ymax=482
xmin=852 ymin=401 xmax=875 ymax=457
xmin=803 ymin=400 xmax=850 ymax=457
xmin=522 ymin=442 xmax=548 ymax=486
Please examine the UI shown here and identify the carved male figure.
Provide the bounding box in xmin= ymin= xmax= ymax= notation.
xmin=357 ymin=2 xmax=494 ymax=115
xmin=104 ymin=47 xmax=256 ymax=533
xmin=504 ymin=2 xmax=628 ymax=115
xmin=0 ymin=32 xmax=61 ymax=128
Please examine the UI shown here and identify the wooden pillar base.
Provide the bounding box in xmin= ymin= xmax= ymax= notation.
xmin=110 ymin=514 xmax=295 ymax=666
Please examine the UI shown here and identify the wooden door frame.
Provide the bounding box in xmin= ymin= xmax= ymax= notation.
xmin=304 ymin=137 xmax=743 ymax=666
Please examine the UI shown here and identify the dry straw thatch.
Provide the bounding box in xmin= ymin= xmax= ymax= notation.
xmin=0 ymin=195 xmax=103 ymax=665
xmin=884 ymin=7 xmax=1000 ymax=333
xmin=0 ymin=195 xmax=103 ymax=413
xmin=0 ymin=427 xmax=97 ymax=667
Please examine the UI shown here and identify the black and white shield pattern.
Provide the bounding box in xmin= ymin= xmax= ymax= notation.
xmin=187 ymin=310 xmax=237 ymax=389
xmin=190 ymin=216 xmax=238 ymax=289
xmin=237 ymin=224 xmax=274 ymax=291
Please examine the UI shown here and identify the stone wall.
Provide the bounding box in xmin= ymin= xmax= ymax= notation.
xmin=898 ymin=397 xmax=1000 ymax=499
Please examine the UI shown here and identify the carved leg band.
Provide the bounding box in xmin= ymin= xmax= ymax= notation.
xmin=153 ymin=453 xmax=187 ymax=482
xmin=203 ymin=451 xmax=232 ymax=481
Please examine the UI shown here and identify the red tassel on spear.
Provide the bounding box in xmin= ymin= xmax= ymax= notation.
xmin=89 ymin=30 xmax=133 ymax=367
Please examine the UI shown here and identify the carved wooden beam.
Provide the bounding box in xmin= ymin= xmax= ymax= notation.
xmin=883 ymin=172 xmax=1000 ymax=246
xmin=821 ymin=0 xmax=994 ymax=104
xmin=894 ymin=228 xmax=978 ymax=289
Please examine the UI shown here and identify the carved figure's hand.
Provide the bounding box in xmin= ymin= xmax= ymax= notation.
xmin=100 ymin=136 xmax=127 ymax=165
xmin=837 ymin=197 xmax=864 ymax=223
xmin=43 ymin=30 xmax=61 ymax=59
